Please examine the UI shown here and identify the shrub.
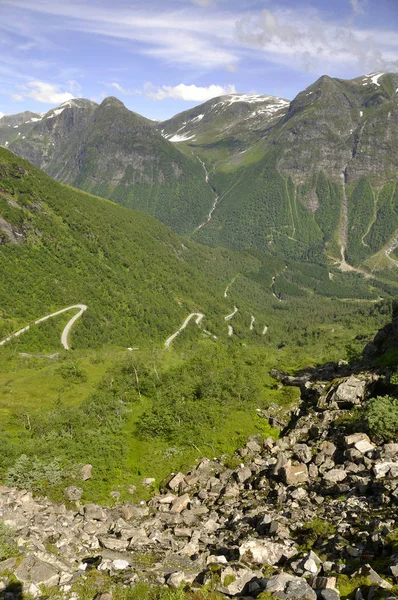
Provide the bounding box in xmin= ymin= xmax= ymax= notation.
xmin=364 ymin=395 xmax=398 ymax=441
xmin=0 ymin=521 xmax=18 ymax=561
xmin=6 ymin=454 xmax=66 ymax=491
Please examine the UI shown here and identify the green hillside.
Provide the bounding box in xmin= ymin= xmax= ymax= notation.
xmin=1 ymin=146 xmax=395 ymax=502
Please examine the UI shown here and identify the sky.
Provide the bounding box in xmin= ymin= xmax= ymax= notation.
xmin=0 ymin=0 xmax=397 ymax=121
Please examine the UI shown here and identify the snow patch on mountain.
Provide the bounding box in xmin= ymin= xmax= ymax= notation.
xmin=362 ymin=72 xmax=385 ymax=87
xmin=169 ymin=133 xmax=196 ymax=142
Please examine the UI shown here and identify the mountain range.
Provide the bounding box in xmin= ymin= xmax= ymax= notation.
xmin=2 ymin=71 xmax=398 ymax=275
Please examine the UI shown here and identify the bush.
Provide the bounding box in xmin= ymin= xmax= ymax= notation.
xmin=364 ymin=395 xmax=398 ymax=441
xmin=5 ymin=454 xmax=66 ymax=492
xmin=0 ymin=521 xmax=18 ymax=561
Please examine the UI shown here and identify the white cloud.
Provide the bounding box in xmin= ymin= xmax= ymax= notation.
xmin=102 ymin=81 xmax=136 ymax=95
xmin=0 ymin=112 xmax=4 ymax=119
xmin=13 ymin=81 xmax=75 ymax=104
xmin=143 ymin=82 xmax=237 ymax=102
xmin=236 ymin=8 xmax=398 ymax=73
xmin=350 ymin=0 xmax=366 ymax=15
xmin=192 ymin=0 xmax=215 ymax=6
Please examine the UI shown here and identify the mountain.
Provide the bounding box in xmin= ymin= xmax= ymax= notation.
xmin=7 ymin=97 xmax=215 ymax=234
xmin=159 ymin=93 xmax=290 ymax=169
xmin=4 ymin=73 xmax=398 ymax=273
xmin=191 ymin=72 xmax=398 ymax=270
xmin=0 ymin=111 xmax=43 ymax=147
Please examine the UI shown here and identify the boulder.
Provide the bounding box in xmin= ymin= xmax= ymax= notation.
xmin=218 ymin=566 xmax=261 ymax=596
xmin=170 ymin=493 xmax=190 ymax=513
xmin=81 ymin=464 xmax=92 ymax=481
xmin=84 ymin=504 xmax=107 ymax=521
xmin=282 ymin=464 xmax=309 ymax=485
xmin=239 ymin=539 xmax=286 ymax=565
xmin=333 ymin=377 xmax=367 ymax=406
xmin=236 ymin=466 xmax=252 ymax=483
xmin=167 ymin=571 xmax=199 ymax=588
xmin=293 ymin=444 xmax=312 ymax=464
xmin=168 ymin=472 xmax=186 ymax=491
xmin=64 ymin=486 xmax=83 ymax=501
xmin=14 ymin=555 xmax=59 ymax=587
xmin=323 ymin=469 xmax=347 ymax=483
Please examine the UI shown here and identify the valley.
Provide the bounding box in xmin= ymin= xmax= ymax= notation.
xmin=1 ymin=67 xmax=398 ymax=600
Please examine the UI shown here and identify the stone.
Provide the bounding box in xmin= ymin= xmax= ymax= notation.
xmin=81 ymin=464 xmax=92 ymax=481
xmin=142 ymin=478 xmax=155 ymax=487
xmin=170 ymin=493 xmax=190 ymax=513
xmin=0 ymin=557 xmax=17 ymax=573
xmin=333 ymin=377 xmax=366 ymax=406
xmin=64 ymin=486 xmax=83 ymax=501
xmin=321 ymin=441 xmax=337 ymax=456
xmin=14 ymin=555 xmax=59 ymax=587
xmin=167 ymin=571 xmax=198 ymax=588
xmin=168 ymin=473 xmax=186 ymax=491
xmin=360 ymin=564 xmax=392 ymax=590
xmin=282 ymin=464 xmax=309 ymax=485
xmin=112 ymin=559 xmax=129 ymax=570
xmin=344 ymin=433 xmax=371 ymax=448
xmin=390 ymin=564 xmax=398 ymax=579
xmin=303 ymin=551 xmax=321 ymax=574
xmin=246 ymin=440 xmax=262 ymax=453
xmin=384 ymin=443 xmax=398 ymax=457
xmin=218 ymin=567 xmax=259 ymax=596
xmin=284 ymin=578 xmax=317 ymax=600
xmin=174 ymin=528 xmax=191 ymax=538
xmin=99 ymin=537 xmax=129 ymax=551
xmin=323 ymin=469 xmax=347 ymax=483
xmin=293 ymin=444 xmax=312 ymax=464
xmin=236 ymin=466 xmax=252 ymax=483
xmin=239 ymin=539 xmax=285 ymax=565
xmin=266 ymin=572 xmax=296 ymax=592
xmin=373 ymin=462 xmax=395 ymax=479
xmin=320 ymin=590 xmax=340 ymax=600
xmin=84 ymin=504 xmax=107 ymax=521
xmin=354 ymin=440 xmax=375 ymax=454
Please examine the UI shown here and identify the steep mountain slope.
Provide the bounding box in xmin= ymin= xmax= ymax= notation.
xmin=0 ymin=147 xmax=249 ymax=349
xmin=8 ymin=98 xmax=215 ymax=234
xmin=0 ymin=111 xmax=43 ymax=147
xmin=193 ymin=73 xmax=398 ymax=270
xmin=159 ymin=93 xmax=289 ymax=169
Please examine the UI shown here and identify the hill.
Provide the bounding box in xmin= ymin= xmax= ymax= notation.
xmin=8 ymin=98 xmax=215 ymax=234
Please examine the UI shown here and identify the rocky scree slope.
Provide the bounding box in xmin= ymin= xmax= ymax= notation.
xmin=7 ymin=97 xmax=215 ymax=234
xmin=2 ymin=320 xmax=398 ymax=598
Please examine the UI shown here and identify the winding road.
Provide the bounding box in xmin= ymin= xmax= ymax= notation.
xmin=0 ymin=304 xmax=88 ymax=350
xmin=164 ymin=312 xmax=204 ymax=349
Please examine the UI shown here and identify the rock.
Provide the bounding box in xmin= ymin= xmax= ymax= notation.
xmin=247 ymin=440 xmax=262 ymax=453
xmin=142 ymin=478 xmax=155 ymax=487
xmin=390 ymin=564 xmax=398 ymax=579
xmin=354 ymin=440 xmax=375 ymax=454
xmin=112 ymin=559 xmax=129 ymax=570
xmin=239 ymin=539 xmax=286 ymax=565
xmin=168 ymin=472 xmax=186 ymax=491
xmin=64 ymin=486 xmax=83 ymax=501
xmin=359 ymin=564 xmax=392 ymax=590
xmin=384 ymin=443 xmax=398 ymax=457
xmin=321 ymin=441 xmax=337 ymax=456
xmin=170 ymin=493 xmax=190 ymax=513
xmin=282 ymin=464 xmax=309 ymax=485
xmin=323 ymin=469 xmax=347 ymax=483
xmin=236 ymin=466 xmax=252 ymax=483
xmin=345 ymin=433 xmax=371 ymax=447
xmin=81 ymin=464 xmax=92 ymax=481
xmin=84 ymin=504 xmax=107 ymax=521
xmin=99 ymin=537 xmax=129 ymax=551
xmin=333 ymin=377 xmax=367 ymax=406
xmin=218 ymin=566 xmax=260 ymax=596
xmin=293 ymin=444 xmax=312 ymax=464
xmin=303 ymin=551 xmax=321 ymax=574
xmin=0 ymin=557 xmax=17 ymax=573
xmin=167 ymin=571 xmax=198 ymax=588
xmin=266 ymin=572 xmax=296 ymax=592
xmin=374 ymin=462 xmax=395 ymax=478
xmin=174 ymin=528 xmax=191 ymax=538
xmin=286 ymin=578 xmax=317 ymax=600
xmin=14 ymin=555 xmax=59 ymax=587
xmin=320 ymin=590 xmax=340 ymax=600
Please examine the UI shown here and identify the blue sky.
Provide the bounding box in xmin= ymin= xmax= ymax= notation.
xmin=0 ymin=0 xmax=397 ymax=120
